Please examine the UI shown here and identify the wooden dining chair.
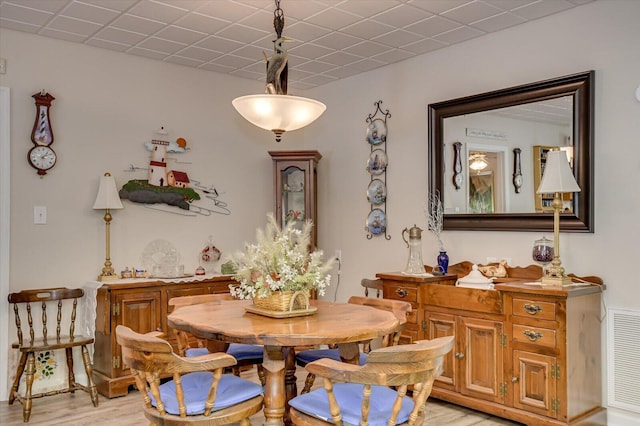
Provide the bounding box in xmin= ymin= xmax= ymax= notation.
xmin=289 ymin=336 xmax=454 ymax=426
xmin=168 ymin=293 xmax=265 ymax=385
xmin=115 ymin=325 xmax=263 ymax=425
xmin=8 ymin=287 xmax=99 ymax=422
xmin=360 ymin=278 xmax=384 ymax=298
xmin=296 ymin=296 xmax=411 ymax=394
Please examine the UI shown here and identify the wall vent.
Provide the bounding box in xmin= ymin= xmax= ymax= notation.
xmin=607 ymin=308 xmax=640 ymax=413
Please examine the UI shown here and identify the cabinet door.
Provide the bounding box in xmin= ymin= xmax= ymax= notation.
xmin=114 ymin=291 xmax=162 ymax=377
xmin=513 ymin=350 xmax=557 ymax=418
xmin=458 ymin=316 xmax=505 ymax=403
xmin=425 ymin=312 xmax=456 ymax=390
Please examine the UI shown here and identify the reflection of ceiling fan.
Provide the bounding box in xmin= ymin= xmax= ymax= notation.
xmin=469 ymin=152 xmax=488 ymax=171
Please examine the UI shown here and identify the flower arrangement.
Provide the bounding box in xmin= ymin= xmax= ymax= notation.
xmin=425 ymin=191 xmax=445 ymax=251
xmin=229 ymin=214 xmax=334 ymax=301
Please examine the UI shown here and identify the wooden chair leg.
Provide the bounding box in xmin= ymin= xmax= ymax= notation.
xmin=23 ymin=352 xmax=36 ymax=422
xmin=301 ymin=372 xmax=316 ymax=394
xmin=257 ymin=365 xmax=266 ymax=386
xmin=81 ymin=345 xmax=99 ymax=407
xmin=65 ymin=347 xmax=76 ymax=393
xmin=9 ymin=352 xmax=27 ymax=405
xmin=232 ymin=366 xmax=241 ymax=377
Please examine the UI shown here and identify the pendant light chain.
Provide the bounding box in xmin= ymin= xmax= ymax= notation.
xmin=273 ymin=0 xmax=284 ymax=38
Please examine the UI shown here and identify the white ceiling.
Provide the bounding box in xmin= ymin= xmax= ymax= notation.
xmin=0 ymin=0 xmax=593 ymax=90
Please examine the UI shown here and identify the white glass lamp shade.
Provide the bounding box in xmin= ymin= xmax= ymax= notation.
xmin=232 ymin=94 xmax=326 ymax=136
xmin=536 ymin=150 xmax=581 ymax=194
xmin=469 ymin=153 xmax=488 ymax=171
xmin=93 ymin=173 xmax=123 ymax=210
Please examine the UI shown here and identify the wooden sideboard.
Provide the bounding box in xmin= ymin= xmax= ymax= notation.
xmin=91 ymin=275 xmax=235 ymax=398
xmin=377 ymin=271 xmax=605 ymax=426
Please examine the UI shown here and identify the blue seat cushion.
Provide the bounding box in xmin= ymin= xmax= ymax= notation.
xmin=289 ymin=383 xmax=414 ymax=426
xmin=149 ymin=371 xmax=263 ymax=415
xmin=185 ymin=344 xmax=263 ymax=361
xmin=296 ymin=349 xmax=367 ymax=366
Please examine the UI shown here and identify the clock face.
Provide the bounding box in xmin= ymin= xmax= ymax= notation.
xmin=514 ymin=174 xmax=523 ymax=193
xmin=28 ymin=145 xmax=56 ymax=175
xmin=454 ymin=173 xmax=464 ymax=189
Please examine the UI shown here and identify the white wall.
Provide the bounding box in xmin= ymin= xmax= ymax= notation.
xmin=2 ymin=0 xmax=639 ymax=421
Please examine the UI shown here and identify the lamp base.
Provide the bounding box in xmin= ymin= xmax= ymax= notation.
xmin=97 ymin=273 xmax=119 ymax=282
xmin=540 ymin=275 xmax=573 ymax=286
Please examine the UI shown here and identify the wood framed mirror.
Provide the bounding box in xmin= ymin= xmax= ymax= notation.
xmin=428 ymin=71 xmax=594 ymax=232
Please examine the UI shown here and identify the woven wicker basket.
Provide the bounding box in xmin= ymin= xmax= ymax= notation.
xmin=253 ymin=290 xmax=310 ymax=312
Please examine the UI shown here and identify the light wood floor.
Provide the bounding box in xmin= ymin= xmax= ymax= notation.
xmin=1 ymin=366 xmax=522 ymax=425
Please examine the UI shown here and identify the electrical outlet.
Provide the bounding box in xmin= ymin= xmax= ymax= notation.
xmin=34 ymin=206 xmax=47 ymax=224
xmin=334 ymin=249 xmax=341 ymax=262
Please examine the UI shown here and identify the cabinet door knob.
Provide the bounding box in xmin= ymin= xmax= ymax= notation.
xmin=523 ymin=304 xmax=542 ymax=315
xmin=395 ymin=288 xmax=408 ymax=298
xmin=524 ymin=330 xmax=543 ymax=341
xmin=455 ymin=352 xmax=465 ymax=359
xmin=512 ymin=376 xmax=519 ymax=383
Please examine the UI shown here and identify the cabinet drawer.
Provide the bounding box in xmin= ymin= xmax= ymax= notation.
xmin=383 ymin=284 xmax=417 ymax=303
xmin=513 ymin=298 xmax=556 ymax=321
xmin=406 ymin=309 xmax=417 ymax=325
xmin=512 ymin=324 xmax=556 ymax=348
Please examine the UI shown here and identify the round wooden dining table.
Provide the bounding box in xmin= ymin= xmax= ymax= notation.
xmin=167 ymin=298 xmax=400 ymax=426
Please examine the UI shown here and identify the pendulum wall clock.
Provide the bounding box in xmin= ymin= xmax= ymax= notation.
xmin=28 ymin=91 xmax=57 ymax=176
xmin=513 ymin=147 xmax=523 ymax=193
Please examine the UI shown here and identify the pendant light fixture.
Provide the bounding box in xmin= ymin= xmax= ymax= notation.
xmin=469 ymin=152 xmax=488 ymax=171
xmin=232 ymin=0 xmax=326 ymax=142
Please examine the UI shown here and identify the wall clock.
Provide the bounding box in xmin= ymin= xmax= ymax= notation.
xmin=452 ymin=142 xmax=463 ymax=190
xmin=512 ymin=147 xmax=523 ymax=193
xmin=29 ymin=91 xmax=56 ymax=176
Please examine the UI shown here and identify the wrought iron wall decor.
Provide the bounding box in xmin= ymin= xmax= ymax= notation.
xmin=365 ymin=100 xmax=391 ymax=240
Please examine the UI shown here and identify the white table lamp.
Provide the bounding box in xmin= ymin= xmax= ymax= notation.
xmin=93 ymin=172 xmax=123 ymax=281
xmin=536 ymin=150 xmax=581 ymax=286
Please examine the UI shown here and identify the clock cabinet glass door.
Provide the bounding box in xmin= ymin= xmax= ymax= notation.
xmin=269 ymin=150 xmax=321 ymax=249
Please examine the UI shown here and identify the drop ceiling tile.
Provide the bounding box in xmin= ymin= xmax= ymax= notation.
xmin=288 ymin=80 xmax=315 ymax=91
xmin=277 ymin=0 xmax=329 ymax=21
xmin=318 ymin=50 xmax=363 ymax=66
xmin=343 ymin=40 xmax=390 ymax=57
xmin=432 ymin=25 xmax=484 ymax=44
xmin=127 ymin=0 xmax=189 ymax=23
xmin=230 ymin=67 xmax=263 ymax=80
xmin=284 ymin=21 xmax=332 ymax=43
xmin=335 ymin=1 xmax=402 ymax=18
xmin=511 ymin=0 xmax=574 ymax=20
xmin=340 ymin=19 xmax=395 ymax=39
xmin=137 ymin=36 xmax=186 ymax=54
xmin=371 ymin=47 xmax=415 ymax=63
xmin=195 ymin=1 xmax=260 ymax=22
xmin=483 ymin=0 xmax=537 ymax=11
xmin=348 ymin=57 xmax=386 ymax=72
xmin=471 ymin=11 xmax=526 ymax=32
xmin=0 ymin=17 xmax=40 ymax=32
xmin=173 ymin=12 xmax=229 ymax=34
xmin=230 ymin=43 xmax=266 ymax=61
xmin=164 ymin=55 xmax=204 ymax=67
xmin=0 ymin=2 xmax=53 ymax=26
xmin=48 ymin=15 xmax=101 ymax=36
xmin=313 ymin=31 xmax=362 ymax=50
xmin=322 ymin=64 xmax=362 ymax=79
xmin=370 ymin=4 xmax=433 ymax=27
xmin=404 ymin=15 xmax=460 ymax=37
xmin=212 ymin=54 xmax=255 ymax=68
xmin=402 ymin=37 xmax=447 ymax=54
xmin=5 ymin=0 xmax=68 ymax=14
xmin=39 ymin=27 xmax=88 ymax=42
xmin=62 ymin=2 xmax=120 ymax=25
xmin=288 ymin=67 xmax=315 ymax=81
xmin=128 ymin=46 xmax=169 ymax=60
xmin=236 ymin=9 xmax=276 ymax=33
xmin=305 ymin=7 xmax=362 ymax=30
xmin=289 ymin=43 xmax=333 ymax=60
xmin=408 ymin=0 xmax=474 ymax=15
xmin=441 ymin=1 xmax=504 ymax=25
xmin=93 ymin=26 xmax=146 ymax=45
xmin=111 ymin=13 xmax=166 ymax=34
xmin=80 ymin=0 xmax=138 ymax=12
xmin=199 ymin=62 xmax=234 ymax=73
xmin=242 ymin=60 xmax=268 ymax=75
xmin=195 ymin=35 xmax=244 ymax=53
xmin=296 ymin=60 xmax=337 ymax=74
xmin=300 ymin=73 xmax=337 ymax=86
xmin=155 ymin=24 xmax=207 ymax=44
xmin=177 ymin=45 xmax=222 ymax=61
xmin=86 ymin=37 xmax=131 ymax=51
xmin=372 ymin=28 xmax=422 ymax=48
xmin=216 ymin=23 xmax=269 ymax=44
xmin=158 ymin=0 xmax=208 ymax=11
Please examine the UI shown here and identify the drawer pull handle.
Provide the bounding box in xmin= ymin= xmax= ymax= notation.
xmin=524 ymin=330 xmax=543 ymax=341
xmin=523 ymin=304 xmax=542 ymax=315
xmin=512 ymin=376 xmax=519 ymax=383
xmin=455 ymin=352 xmax=465 ymax=359
xmin=395 ymin=288 xmax=409 ymax=298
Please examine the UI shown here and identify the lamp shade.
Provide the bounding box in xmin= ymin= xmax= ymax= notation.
xmin=232 ymin=94 xmax=326 ymax=134
xmin=536 ymin=150 xmax=581 ymax=194
xmin=93 ymin=173 xmax=123 ymax=210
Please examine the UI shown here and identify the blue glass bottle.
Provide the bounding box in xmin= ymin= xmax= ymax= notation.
xmin=437 ymin=251 xmax=449 ymax=274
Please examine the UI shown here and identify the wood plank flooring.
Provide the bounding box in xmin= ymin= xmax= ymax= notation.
xmin=1 ymin=366 xmax=521 ymax=425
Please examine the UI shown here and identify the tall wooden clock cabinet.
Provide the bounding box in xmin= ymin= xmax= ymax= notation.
xmin=269 ymin=150 xmax=321 ymax=249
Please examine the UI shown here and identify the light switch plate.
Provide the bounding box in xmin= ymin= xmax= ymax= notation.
xmin=34 ymin=206 xmax=47 ymax=224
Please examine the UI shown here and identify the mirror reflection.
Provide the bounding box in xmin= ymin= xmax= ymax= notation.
xmin=443 ymin=97 xmax=573 ymax=215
